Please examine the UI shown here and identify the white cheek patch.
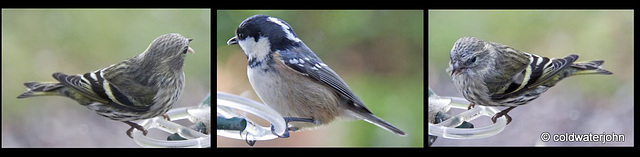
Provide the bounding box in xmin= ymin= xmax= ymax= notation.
xmin=239 ymin=36 xmax=272 ymax=61
xmin=267 ymin=17 xmax=302 ymax=43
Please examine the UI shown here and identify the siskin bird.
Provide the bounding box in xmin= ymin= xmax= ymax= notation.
xmin=17 ymin=33 xmax=194 ymax=138
xmin=447 ymin=37 xmax=612 ymax=124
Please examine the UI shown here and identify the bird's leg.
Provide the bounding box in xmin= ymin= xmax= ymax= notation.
xmin=467 ymin=103 xmax=476 ymax=110
xmin=270 ymin=117 xmax=317 ymax=138
xmin=491 ymin=106 xmax=516 ymax=124
xmin=161 ymin=114 xmax=171 ymax=121
xmin=123 ymin=121 xmax=148 ymax=138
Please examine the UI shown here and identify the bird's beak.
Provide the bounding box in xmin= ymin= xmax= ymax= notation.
xmin=186 ymin=38 xmax=195 ymax=53
xmin=227 ymin=36 xmax=238 ymax=45
xmin=187 ymin=46 xmax=195 ymax=54
xmin=449 ymin=61 xmax=461 ymax=76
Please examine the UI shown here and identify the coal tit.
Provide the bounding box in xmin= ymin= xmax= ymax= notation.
xmin=227 ymin=14 xmax=406 ymax=136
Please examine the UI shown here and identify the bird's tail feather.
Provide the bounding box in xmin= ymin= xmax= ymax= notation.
xmin=17 ymin=82 xmax=65 ymax=98
xmin=570 ymin=60 xmax=613 ymax=75
xmin=361 ymin=114 xmax=407 ymax=136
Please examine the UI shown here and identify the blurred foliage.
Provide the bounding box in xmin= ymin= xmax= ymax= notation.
xmin=217 ymin=10 xmax=423 ymax=147
xmin=428 ymin=10 xmax=633 ymax=146
xmin=2 ymin=9 xmax=210 ymax=147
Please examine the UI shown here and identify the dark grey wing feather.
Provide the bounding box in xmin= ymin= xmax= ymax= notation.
xmin=278 ymin=47 xmax=373 ymax=113
xmin=101 ymin=62 xmax=157 ymax=110
xmin=53 ymin=63 xmax=152 ymax=112
xmin=53 ymin=72 xmax=110 ymax=104
xmin=527 ymin=54 xmax=578 ymax=88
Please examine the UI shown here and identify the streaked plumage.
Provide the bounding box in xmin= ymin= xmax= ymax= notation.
xmin=447 ymin=37 xmax=612 ymax=124
xmin=17 ymin=33 xmax=194 ymax=138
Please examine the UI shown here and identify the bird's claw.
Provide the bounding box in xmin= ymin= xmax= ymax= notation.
xmin=491 ymin=106 xmax=516 ymax=125
xmin=467 ymin=103 xmax=475 ymax=110
xmin=271 ymin=124 xmax=290 ymax=138
xmin=270 ymin=117 xmax=316 ymax=138
xmin=491 ymin=113 xmax=512 ymax=124
xmin=124 ymin=121 xmax=148 ymax=138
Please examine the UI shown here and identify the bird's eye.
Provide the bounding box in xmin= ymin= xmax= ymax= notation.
xmin=182 ymin=47 xmax=188 ymax=54
xmin=465 ymin=56 xmax=477 ymax=66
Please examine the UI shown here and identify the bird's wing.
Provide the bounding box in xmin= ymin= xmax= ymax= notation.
xmin=52 ymin=72 xmax=110 ymax=104
xmin=525 ymin=54 xmax=578 ymax=88
xmin=53 ymin=63 xmax=153 ymax=112
xmin=490 ymin=53 xmax=577 ymax=99
xmin=100 ymin=62 xmax=157 ymax=110
xmin=276 ymin=47 xmax=373 ymax=114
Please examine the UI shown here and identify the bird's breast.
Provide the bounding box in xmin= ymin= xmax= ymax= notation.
xmin=247 ymin=64 xmax=341 ymax=126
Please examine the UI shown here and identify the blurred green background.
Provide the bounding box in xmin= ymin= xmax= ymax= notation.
xmin=429 ymin=10 xmax=633 ymax=146
xmin=217 ymin=10 xmax=423 ymax=147
xmin=2 ymin=9 xmax=211 ymax=147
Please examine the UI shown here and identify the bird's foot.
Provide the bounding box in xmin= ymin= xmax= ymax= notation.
xmin=491 ymin=107 xmax=516 ymax=124
xmin=467 ymin=103 xmax=476 ymax=110
xmin=270 ymin=117 xmax=316 ymax=138
xmin=124 ymin=121 xmax=148 ymax=138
